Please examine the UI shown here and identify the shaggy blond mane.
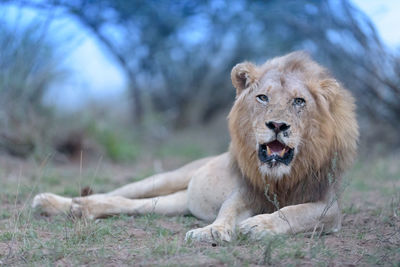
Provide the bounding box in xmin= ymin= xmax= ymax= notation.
xmin=228 ymin=52 xmax=358 ymax=209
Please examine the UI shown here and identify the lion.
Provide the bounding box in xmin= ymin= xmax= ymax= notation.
xmin=32 ymin=51 xmax=358 ymax=242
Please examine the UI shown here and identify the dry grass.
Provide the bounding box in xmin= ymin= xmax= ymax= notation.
xmin=0 ymin=150 xmax=399 ymax=266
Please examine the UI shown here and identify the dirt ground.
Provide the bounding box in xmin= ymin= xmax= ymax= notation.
xmin=0 ymin=153 xmax=399 ymax=266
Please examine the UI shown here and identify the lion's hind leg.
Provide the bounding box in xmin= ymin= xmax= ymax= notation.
xmin=32 ymin=193 xmax=72 ymax=216
xmin=71 ymin=190 xmax=189 ymax=220
xmin=105 ymin=157 xmax=213 ymax=199
xmin=31 ymin=157 xmax=212 ymax=216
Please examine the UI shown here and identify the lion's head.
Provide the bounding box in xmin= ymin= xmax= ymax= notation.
xmin=228 ymin=52 xmax=359 ymax=196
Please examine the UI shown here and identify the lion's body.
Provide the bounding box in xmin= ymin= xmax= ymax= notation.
xmin=33 ymin=52 xmax=358 ymax=242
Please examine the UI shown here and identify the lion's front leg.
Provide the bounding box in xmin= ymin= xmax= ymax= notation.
xmin=238 ymin=212 xmax=290 ymax=239
xmin=185 ymin=190 xmax=252 ymax=243
xmin=185 ymin=223 xmax=235 ymax=243
xmin=239 ymin=200 xmax=341 ymax=239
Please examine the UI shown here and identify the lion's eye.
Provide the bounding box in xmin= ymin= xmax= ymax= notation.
xmin=256 ymin=94 xmax=269 ymax=104
xmin=293 ymin=97 xmax=306 ymax=107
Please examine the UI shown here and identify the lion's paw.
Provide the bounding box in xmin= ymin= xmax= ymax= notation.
xmin=239 ymin=214 xmax=285 ymax=240
xmin=185 ymin=224 xmax=234 ymax=243
xmin=32 ymin=193 xmax=72 ymax=216
xmin=70 ymin=196 xmax=106 ymax=220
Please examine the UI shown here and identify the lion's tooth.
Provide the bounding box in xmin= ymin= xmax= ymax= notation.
xmin=267 ymin=146 xmax=271 ymax=156
xmin=280 ymin=148 xmax=286 ymax=157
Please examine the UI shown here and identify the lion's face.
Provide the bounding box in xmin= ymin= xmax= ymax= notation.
xmin=249 ymin=69 xmax=316 ymax=177
xmin=229 ymin=52 xmax=355 ymax=182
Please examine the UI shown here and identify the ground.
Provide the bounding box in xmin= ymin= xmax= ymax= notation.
xmin=0 ymin=148 xmax=399 ymax=266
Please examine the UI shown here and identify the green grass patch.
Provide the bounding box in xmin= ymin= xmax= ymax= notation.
xmin=87 ymin=121 xmax=141 ymax=162
xmin=0 ymin=210 xmax=11 ymax=219
xmin=152 ymin=237 xmax=182 ymax=257
xmin=0 ymin=231 xmax=13 ymax=241
xmin=58 ymin=185 xmax=80 ymax=197
xmin=156 ymin=142 xmax=206 ymax=160
xmin=41 ymin=175 xmax=62 ymax=186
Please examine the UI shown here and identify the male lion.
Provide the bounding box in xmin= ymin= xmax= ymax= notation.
xmin=32 ymin=52 xmax=358 ymax=242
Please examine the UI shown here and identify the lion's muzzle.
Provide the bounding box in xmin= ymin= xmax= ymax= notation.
xmin=258 ymin=140 xmax=294 ymax=166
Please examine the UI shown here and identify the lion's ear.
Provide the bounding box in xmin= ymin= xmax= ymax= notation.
xmin=319 ymin=79 xmax=339 ymax=103
xmin=231 ymin=62 xmax=258 ymax=95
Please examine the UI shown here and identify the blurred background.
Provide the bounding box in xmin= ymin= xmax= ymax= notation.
xmin=0 ymin=0 xmax=399 ymax=164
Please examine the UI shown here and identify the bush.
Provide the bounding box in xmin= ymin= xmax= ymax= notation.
xmin=0 ymin=19 xmax=63 ymax=157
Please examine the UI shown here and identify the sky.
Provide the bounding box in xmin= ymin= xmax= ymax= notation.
xmin=352 ymin=0 xmax=400 ymax=47
xmin=2 ymin=1 xmax=400 ymax=110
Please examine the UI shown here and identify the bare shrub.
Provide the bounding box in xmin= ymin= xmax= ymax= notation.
xmin=0 ymin=18 xmax=63 ymax=157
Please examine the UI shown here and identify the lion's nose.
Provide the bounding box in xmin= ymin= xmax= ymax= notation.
xmin=266 ymin=121 xmax=290 ymax=133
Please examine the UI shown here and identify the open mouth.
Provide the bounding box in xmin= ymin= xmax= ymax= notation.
xmin=258 ymin=140 xmax=294 ymax=166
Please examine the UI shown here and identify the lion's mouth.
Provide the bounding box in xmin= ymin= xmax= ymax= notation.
xmin=258 ymin=140 xmax=294 ymax=166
